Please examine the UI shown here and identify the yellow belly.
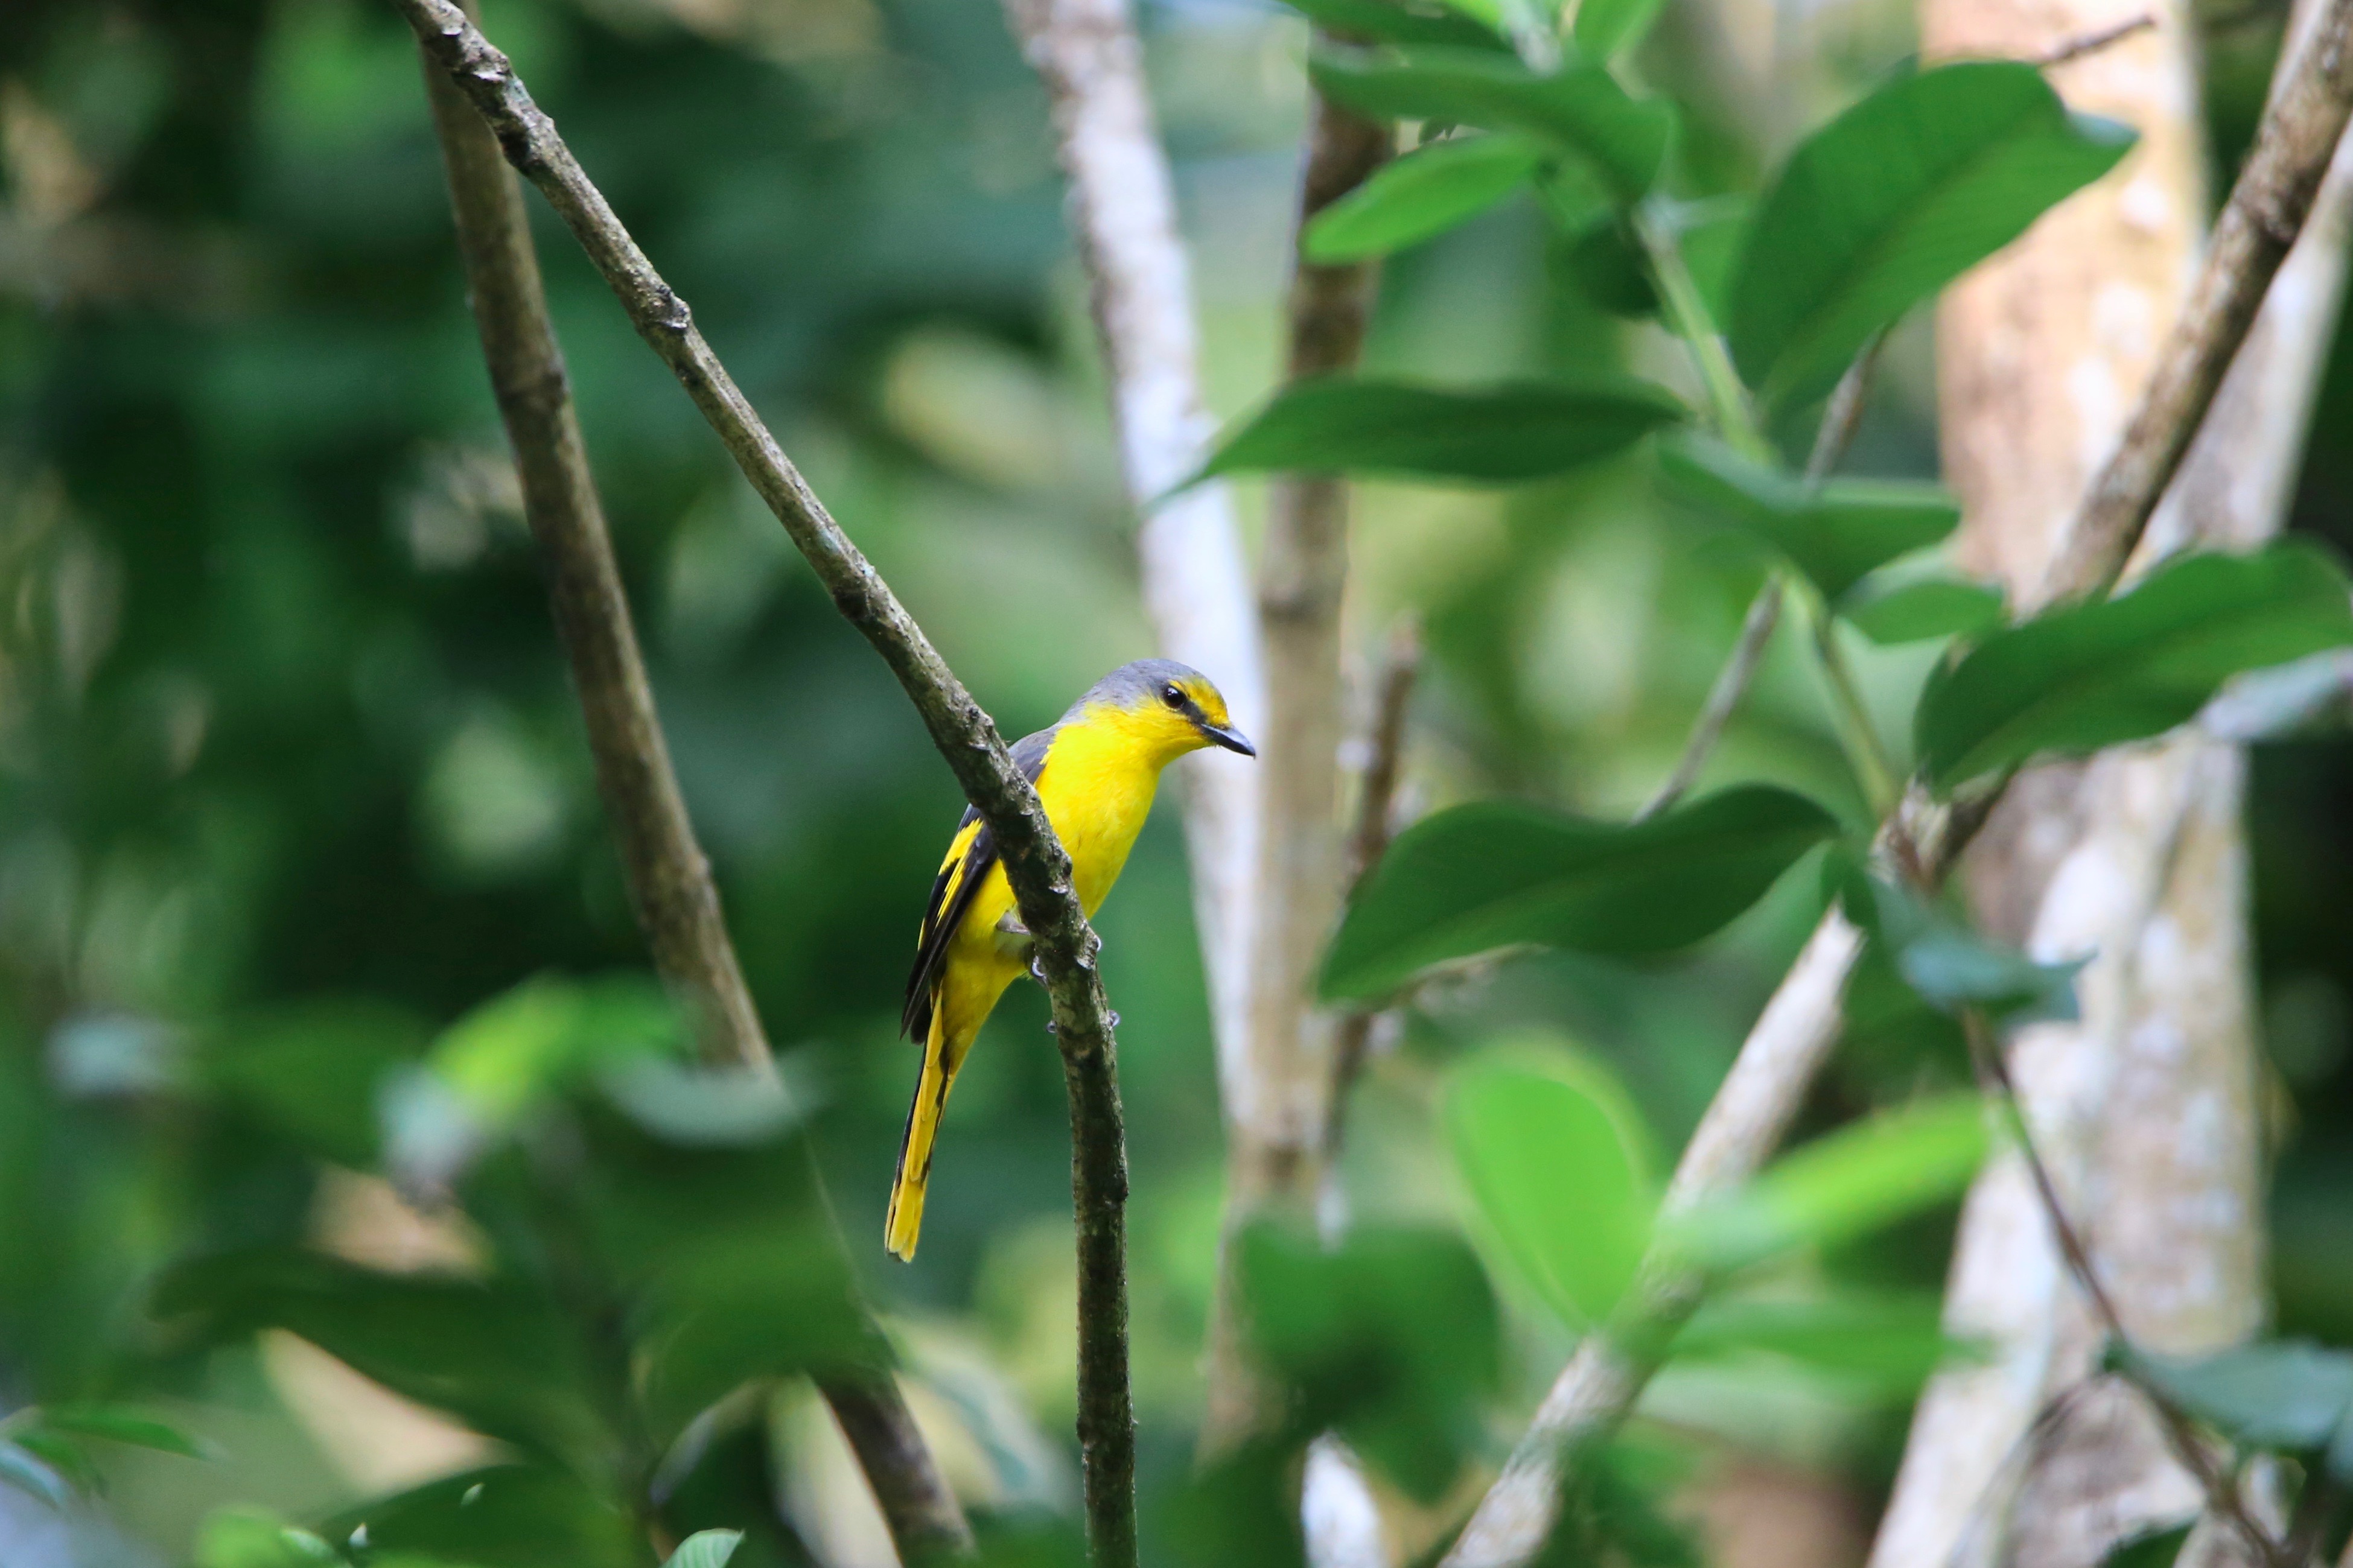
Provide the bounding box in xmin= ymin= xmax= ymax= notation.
xmin=934 ymin=723 xmax=1160 ymax=1062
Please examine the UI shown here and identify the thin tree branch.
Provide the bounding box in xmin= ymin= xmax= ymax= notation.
xmin=999 ymin=0 xmax=1266 ymax=1081
xmin=415 ymin=36 xmax=973 ymax=1561
xmin=1324 ymin=620 xmax=1422 ymax=1167
xmin=394 ymin=2 xmax=1139 ymax=1558
xmin=1960 ymin=1010 xmax=2288 ymax=1568
xmin=1638 ymin=331 xmax=1882 ymax=824
xmin=2033 ymin=12 xmax=2158 ymax=67
xmin=1442 ymin=10 xmax=2353 ymax=1555
xmin=1201 ymin=59 xmax=1395 ymax=1455
xmin=2036 ymin=0 xmax=2353 ymax=607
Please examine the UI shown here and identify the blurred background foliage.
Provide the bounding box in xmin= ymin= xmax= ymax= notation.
xmin=0 ymin=0 xmax=2348 ymax=1563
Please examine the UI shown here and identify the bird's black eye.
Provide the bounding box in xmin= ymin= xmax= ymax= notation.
xmin=1160 ymin=683 xmax=1186 ymax=709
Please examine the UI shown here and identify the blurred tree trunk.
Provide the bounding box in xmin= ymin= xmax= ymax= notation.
xmin=1873 ymin=4 xmax=2353 ymax=1566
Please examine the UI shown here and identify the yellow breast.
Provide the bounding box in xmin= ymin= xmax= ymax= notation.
xmin=1035 ymin=714 xmax=1164 ymax=916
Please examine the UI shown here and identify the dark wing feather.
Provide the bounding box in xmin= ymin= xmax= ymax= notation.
xmin=900 ymin=725 xmax=1057 ymax=1041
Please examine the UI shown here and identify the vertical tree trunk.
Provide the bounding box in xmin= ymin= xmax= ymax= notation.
xmin=1873 ymin=4 xmax=2353 ymax=1565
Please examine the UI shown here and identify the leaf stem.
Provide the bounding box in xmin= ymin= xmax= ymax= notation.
xmin=1634 ymin=203 xmax=1766 ymax=463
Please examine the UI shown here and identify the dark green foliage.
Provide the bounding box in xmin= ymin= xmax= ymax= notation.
xmin=1836 ymin=871 xmax=2084 ymax=1025
xmin=2119 ymin=1339 xmax=2353 ymax=1475
xmin=1320 ymin=785 xmax=1839 ymax=1000
xmin=1917 ymin=543 xmax=2353 ymax=789
xmin=2103 ymin=1524 xmax=2194 ymax=1568
xmin=320 ymin=1465 xmax=643 ymax=1568
xmin=1197 ymin=375 xmax=1686 ymax=486
xmin=1729 ymin=62 xmax=2136 ymax=405
xmin=1236 ymin=1224 xmax=1500 ymax=1502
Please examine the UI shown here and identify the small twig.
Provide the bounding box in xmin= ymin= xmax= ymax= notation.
xmin=1324 ymin=621 xmax=1422 ymax=1164
xmin=1640 ymin=334 xmax=1884 ymax=823
xmin=393 ymin=2 xmax=1136 ymax=1558
xmin=1960 ymin=1011 xmax=2289 ymax=1568
xmin=415 ymin=34 xmax=970 ymax=1561
xmin=2032 ymin=13 xmax=2158 ymax=68
xmin=1638 ymin=583 xmax=1781 ymax=822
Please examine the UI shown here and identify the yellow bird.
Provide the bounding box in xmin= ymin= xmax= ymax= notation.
xmin=887 ymin=659 xmax=1254 ymax=1260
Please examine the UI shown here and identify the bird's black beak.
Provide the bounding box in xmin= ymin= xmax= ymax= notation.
xmin=1198 ymin=722 xmax=1256 ymax=757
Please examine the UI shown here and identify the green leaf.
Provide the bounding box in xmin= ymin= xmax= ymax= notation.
xmin=1304 ymin=134 xmax=1543 ymax=262
xmin=37 ymin=1403 xmax=215 ymax=1459
xmin=10 ymin=1430 xmax=97 ymax=1494
xmin=2104 ymin=1525 xmax=2194 ymax=1568
xmin=1277 ymin=0 xmax=1509 ymax=49
xmin=1197 ymin=374 xmax=1684 ymax=487
xmin=1728 ymin=62 xmax=2135 ymax=406
xmin=203 ymin=1000 xmax=427 ymax=1167
xmin=2121 ymin=1340 xmax=2353 ymax=1453
xmin=1664 ymin=1094 xmax=1990 ymax=1272
xmin=1916 ymin=543 xmax=2353 ymax=790
xmin=1673 ymin=1292 xmax=1981 ymax=1396
xmin=1842 ymin=577 xmax=2007 ymax=644
xmin=194 ymin=1507 xmax=343 ymax=1568
xmin=153 ymin=1248 xmax=610 ymax=1471
xmin=1310 ymin=49 xmax=1676 ymax=201
xmin=1238 ymin=1223 xmax=1498 ymax=1502
xmin=1657 ymin=434 xmax=1960 ymax=601
xmin=320 ymin=1465 xmax=642 ymax=1568
xmin=1445 ymin=1052 xmax=1655 ymax=1328
xmin=663 ymin=1530 xmax=746 ymax=1568
xmin=1570 ymin=0 xmax=1665 ymax=58
xmin=1847 ymin=875 xmax=2084 ymax=1024
xmin=1320 ymin=784 xmax=1839 ymax=1000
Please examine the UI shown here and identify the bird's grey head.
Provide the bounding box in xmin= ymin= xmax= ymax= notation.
xmin=1065 ymin=659 xmax=1255 ymax=755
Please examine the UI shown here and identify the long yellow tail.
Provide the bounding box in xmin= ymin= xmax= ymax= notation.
xmin=885 ymin=1012 xmax=955 ymax=1261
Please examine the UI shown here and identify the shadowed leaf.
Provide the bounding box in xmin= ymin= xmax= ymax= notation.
xmin=1657 ymin=433 xmax=1960 ymax=600
xmin=1199 ymin=375 xmax=1684 ymax=486
xmin=1842 ymin=577 xmax=2007 ymax=644
xmin=1321 ymin=785 xmax=1839 ymax=1000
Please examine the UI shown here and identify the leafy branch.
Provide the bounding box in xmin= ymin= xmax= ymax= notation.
xmin=395 ymin=0 xmax=1141 ymax=1558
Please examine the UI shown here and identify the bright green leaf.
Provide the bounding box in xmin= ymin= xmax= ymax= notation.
xmin=1310 ymin=48 xmax=1675 ymax=200
xmin=1197 ymin=374 xmax=1684 ymax=487
xmin=1842 ymin=577 xmax=2007 ymax=644
xmin=1916 ymin=543 xmax=2353 ymax=790
xmin=1304 ymin=134 xmax=1543 ymax=262
xmin=1664 ymin=1094 xmax=1990 ymax=1271
xmin=1656 ymin=434 xmax=1959 ymax=601
xmin=1277 ymin=0 xmax=1509 ymax=49
xmin=1728 ymin=62 xmax=2135 ymax=406
xmin=194 ymin=1507 xmax=342 ymax=1568
xmin=1445 ymin=1052 xmax=1655 ymax=1327
xmin=1320 ymin=784 xmax=1839 ymax=1000
xmin=1570 ymin=0 xmax=1665 ymax=58
xmin=663 ymin=1530 xmax=746 ymax=1568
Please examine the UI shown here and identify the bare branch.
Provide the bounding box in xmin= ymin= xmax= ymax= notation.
xmin=1638 ymin=584 xmax=1781 ymax=822
xmin=395 ymin=2 xmax=1139 ymax=1557
xmin=2036 ymin=0 xmax=2353 ymax=606
xmin=999 ymin=0 xmax=1266 ymax=1078
xmin=1961 ymin=1011 xmax=2287 ymax=1568
xmin=416 ymin=36 xmax=973 ymax=1561
xmin=1325 ymin=621 xmax=1422 ymax=1167
xmin=1202 ymin=62 xmax=1395 ymax=1454
xmin=2032 ymin=13 xmax=2158 ymax=68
